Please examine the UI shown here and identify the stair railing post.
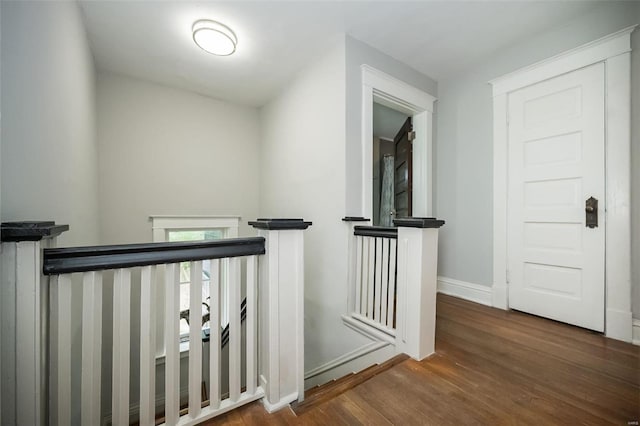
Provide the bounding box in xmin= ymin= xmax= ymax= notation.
xmin=0 ymin=222 xmax=69 ymax=426
xmin=393 ymin=217 xmax=445 ymax=360
xmin=249 ymin=218 xmax=312 ymax=412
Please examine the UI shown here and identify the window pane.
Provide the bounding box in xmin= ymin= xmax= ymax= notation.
xmin=170 ymin=229 xmax=222 ymax=335
xmin=168 ymin=229 xmax=223 ymax=242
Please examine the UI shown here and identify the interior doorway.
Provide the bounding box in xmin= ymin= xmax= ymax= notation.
xmin=361 ymin=65 xmax=436 ymax=223
xmin=490 ymin=27 xmax=634 ymax=341
xmin=507 ymin=63 xmax=605 ymax=332
xmin=372 ymin=103 xmax=412 ymax=226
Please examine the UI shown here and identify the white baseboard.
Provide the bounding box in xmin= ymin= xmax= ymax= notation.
xmin=606 ymin=308 xmax=633 ymax=343
xmin=303 ymin=342 xmax=396 ymax=390
xmin=341 ymin=314 xmax=395 ymax=344
xmin=632 ymin=319 xmax=640 ymax=346
xmin=303 ymin=315 xmax=398 ymax=390
xmin=262 ymin=391 xmax=298 ymax=413
xmin=437 ymin=276 xmax=493 ymax=307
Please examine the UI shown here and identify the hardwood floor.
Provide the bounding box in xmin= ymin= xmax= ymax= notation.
xmin=201 ymin=294 xmax=640 ymax=425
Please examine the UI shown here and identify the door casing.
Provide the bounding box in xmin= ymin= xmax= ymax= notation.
xmin=490 ymin=25 xmax=636 ymax=342
xmin=361 ymin=65 xmax=436 ymax=221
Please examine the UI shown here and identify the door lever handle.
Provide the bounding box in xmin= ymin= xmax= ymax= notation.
xmin=585 ymin=197 xmax=598 ymax=228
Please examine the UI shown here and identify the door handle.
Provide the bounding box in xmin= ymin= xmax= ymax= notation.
xmin=585 ymin=197 xmax=598 ymax=228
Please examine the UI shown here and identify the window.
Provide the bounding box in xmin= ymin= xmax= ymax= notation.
xmin=149 ymin=215 xmax=240 ymax=354
xmin=169 ymin=230 xmax=222 ymax=335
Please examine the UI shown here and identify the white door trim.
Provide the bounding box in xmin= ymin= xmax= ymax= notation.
xmin=490 ymin=25 xmax=636 ymax=342
xmin=361 ymin=65 xmax=437 ymax=219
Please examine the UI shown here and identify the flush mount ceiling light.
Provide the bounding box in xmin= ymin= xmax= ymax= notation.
xmin=192 ymin=20 xmax=237 ymax=56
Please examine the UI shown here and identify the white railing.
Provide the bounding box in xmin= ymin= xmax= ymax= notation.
xmin=0 ymin=218 xmax=310 ymax=426
xmin=344 ymin=217 xmax=445 ymax=360
xmin=351 ymin=226 xmax=398 ymax=336
xmin=47 ymin=239 xmax=264 ymax=426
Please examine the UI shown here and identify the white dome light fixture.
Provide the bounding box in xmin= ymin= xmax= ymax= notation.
xmin=192 ymin=20 xmax=237 ymax=56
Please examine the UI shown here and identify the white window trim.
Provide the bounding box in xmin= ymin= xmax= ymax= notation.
xmin=490 ymin=25 xmax=636 ymax=342
xmin=361 ymin=65 xmax=437 ymax=219
xmin=149 ymin=215 xmax=241 ymax=361
xmin=149 ymin=215 xmax=240 ymax=241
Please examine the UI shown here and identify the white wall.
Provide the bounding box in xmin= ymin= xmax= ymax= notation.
xmin=260 ymin=35 xmax=440 ymax=374
xmin=260 ymin=40 xmax=375 ymax=371
xmin=1 ymin=2 xmax=99 ymax=422
xmin=1 ymin=1 xmax=100 ymax=246
xmin=96 ymin=72 xmax=261 ymax=243
xmin=96 ymin=72 xmax=261 ymax=416
xmin=345 ymin=36 xmax=438 ymax=216
xmin=631 ymin=9 xmax=640 ymax=320
xmin=435 ymin=2 xmax=640 ymax=319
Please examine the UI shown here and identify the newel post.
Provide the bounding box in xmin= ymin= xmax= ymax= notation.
xmin=0 ymin=222 xmax=69 ymax=426
xmin=249 ymin=218 xmax=312 ymax=412
xmin=393 ymin=217 xmax=445 ymax=361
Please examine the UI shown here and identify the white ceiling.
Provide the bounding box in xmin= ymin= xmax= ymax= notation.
xmin=79 ymin=1 xmax=600 ymax=107
xmin=373 ymin=102 xmax=409 ymax=141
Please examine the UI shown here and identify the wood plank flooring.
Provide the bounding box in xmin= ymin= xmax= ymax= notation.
xmin=201 ymin=294 xmax=640 ymax=425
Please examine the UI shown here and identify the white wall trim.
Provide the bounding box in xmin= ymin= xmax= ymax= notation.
xmin=490 ymin=25 xmax=637 ymax=96
xmin=149 ymin=215 xmax=241 ymax=234
xmin=491 ymin=27 xmax=635 ymax=341
xmin=632 ymin=319 xmax=640 ymax=346
xmin=261 ymin=391 xmax=298 ymax=413
xmin=303 ymin=341 xmax=396 ymax=390
xmin=437 ymin=277 xmax=493 ymax=307
xmin=304 ymin=339 xmax=390 ymax=380
xmin=361 ymin=65 xmax=437 ymax=220
xmin=362 ymin=65 xmax=436 ymax=112
xmin=341 ymin=314 xmax=395 ymax=344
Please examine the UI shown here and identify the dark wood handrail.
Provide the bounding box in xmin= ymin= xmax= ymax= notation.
xmin=43 ymin=237 xmax=265 ymax=275
xmin=353 ymin=226 xmax=398 ymax=239
xmin=342 ymin=217 xmax=370 ymax=222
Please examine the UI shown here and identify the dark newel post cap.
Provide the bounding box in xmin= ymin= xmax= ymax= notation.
xmin=248 ymin=218 xmax=312 ymax=230
xmin=342 ymin=217 xmax=370 ymax=222
xmin=1 ymin=221 xmax=70 ymax=242
xmin=393 ymin=217 xmax=445 ymax=228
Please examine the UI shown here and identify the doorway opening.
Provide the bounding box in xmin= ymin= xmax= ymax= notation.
xmin=372 ymin=103 xmax=412 ymax=226
xmin=360 ymin=65 xmax=436 ymax=222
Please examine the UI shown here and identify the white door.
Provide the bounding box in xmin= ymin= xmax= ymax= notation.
xmin=507 ymin=63 xmax=605 ymax=332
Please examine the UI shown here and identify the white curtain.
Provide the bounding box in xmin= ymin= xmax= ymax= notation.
xmin=379 ymin=154 xmax=394 ymax=227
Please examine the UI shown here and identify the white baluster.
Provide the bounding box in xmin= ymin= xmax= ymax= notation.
xmin=228 ymin=257 xmax=241 ymax=402
xmin=164 ymin=263 xmax=180 ymax=426
xmin=188 ymin=261 xmax=203 ymax=418
xmin=367 ymin=237 xmax=375 ymax=319
xmin=52 ymin=274 xmax=72 ymax=426
xmin=140 ymin=266 xmax=156 ymax=425
xmin=380 ymin=239 xmax=390 ymax=327
xmin=354 ymin=236 xmax=362 ymax=315
xmin=361 ymin=237 xmax=369 ymax=315
xmin=112 ymin=268 xmax=131 ymax=426
xmin=209 ymin=259 xmax=221 ymax=409
xmin=388 ymin=239 xmax=397 ymax=328
xmin=246 ymin=256 xmax=257 ymax=395
xmin=374 ymin=238 xmax=383 ymax=322
xmin=221 ymin=259 xmax=229 ymax=329
xmin=81 ymin=271 xmax=102 ymax=425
